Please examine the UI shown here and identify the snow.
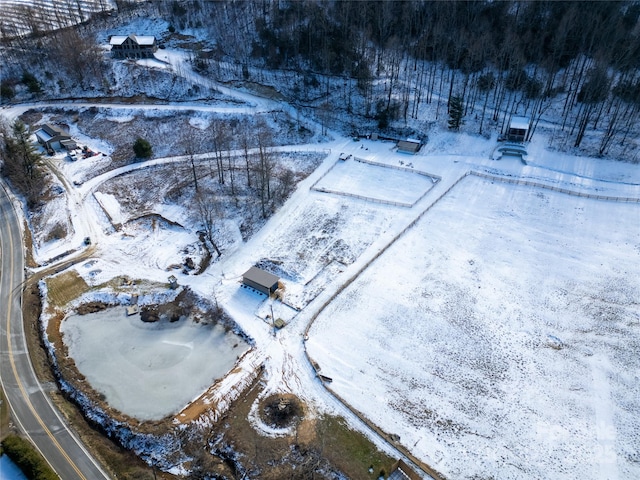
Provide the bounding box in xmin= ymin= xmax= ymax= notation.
xmin=312 ymin=156 xmax=436 ymax=206
xmin=2 ymin=30 xmax=639 ymax=478
xmin=93 ymin=192 xmax=123 ymax=225
xmin=306 ymin=176 xmax=640 ymax=479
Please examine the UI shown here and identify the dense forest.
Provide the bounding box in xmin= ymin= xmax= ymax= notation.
xmin=2 ymin=0 xmax=640 ymax=159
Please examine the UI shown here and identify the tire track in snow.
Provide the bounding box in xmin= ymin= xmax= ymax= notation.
xmin=590 ymin=354 xmax=619 ymax=480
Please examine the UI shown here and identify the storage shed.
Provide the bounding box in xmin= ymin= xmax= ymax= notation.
xmin=397 ymin=138 xmax=422 ymax=154
xmin=507 ymin=116 xmax=530 ymax=142
xmin=242 ymin=267 xmax=280 ymax=296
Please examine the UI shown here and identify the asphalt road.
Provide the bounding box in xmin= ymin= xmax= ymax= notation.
xmin=0 ymin=183 xmax=110 ymax=480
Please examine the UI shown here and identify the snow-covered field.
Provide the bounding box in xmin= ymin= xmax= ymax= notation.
xmin=307 ymin=175 xmax=640 ymax=479
xmin=33 ymin=130 xmax=640 ymax=478
xmin=312 ymin=156 xmax=437 ymax=206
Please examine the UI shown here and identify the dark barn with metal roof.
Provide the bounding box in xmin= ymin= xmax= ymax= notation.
xmin=242 ymin=267 xmax=280 ymax=296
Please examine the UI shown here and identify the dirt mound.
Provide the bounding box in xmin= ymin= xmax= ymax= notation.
xmin=260 ymin=394 xmax=303 ymax=429
xmin=75 ymin=301 xmax=108 ymax=315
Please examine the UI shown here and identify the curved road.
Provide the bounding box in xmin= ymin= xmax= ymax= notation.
xmin=0 ymin=182 xmax=110 ymax=480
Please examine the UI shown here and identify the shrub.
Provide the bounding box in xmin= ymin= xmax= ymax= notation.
xmin=0 ymin=82 xmax=15 ymax=100
xmin=132 ymin=137 xmax=152 ymax=159
xmin=46 ymin=223 xmax=67 ymax=242
xmin=21 ymin=71 xmax=42 ymax=94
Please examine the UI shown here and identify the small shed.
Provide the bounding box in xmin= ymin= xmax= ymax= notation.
xmin=397 ymin=138 xmax=422 ymax=154
xmin=60 ymin=138 xmax=78 ymax=151
xmin=507 ymin=116 xmax=530 ymax=143
xmin=242 ymin=266 xmax=279 ymax=296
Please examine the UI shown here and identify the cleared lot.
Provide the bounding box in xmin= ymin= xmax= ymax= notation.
xmin=307 ymin=175 xmax=640 ymax=480
xmin=312 ymin=157 xmax=436 ymax=206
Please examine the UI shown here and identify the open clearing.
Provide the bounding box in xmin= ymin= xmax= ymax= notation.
xmin=312 ymin=156 xmax=437 ymax=206
xmin=45 ymin=271 xmax=90 ymax=308
xmin=307 ymin=175 xmax=640 ymax=479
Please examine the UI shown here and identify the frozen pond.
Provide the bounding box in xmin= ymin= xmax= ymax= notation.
xmin=60 ymin=308 xmax=250 ymax=420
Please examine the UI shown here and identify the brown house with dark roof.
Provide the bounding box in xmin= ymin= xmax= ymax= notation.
xmin=34 ymin=124 xmax=76 ymax=152
xmin=109 ymin=34 xmax=157 ymax=59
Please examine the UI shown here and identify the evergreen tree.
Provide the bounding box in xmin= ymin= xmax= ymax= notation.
xmin=8 ymin=120 xmax=41 ymax=180
xmin=1 ymin=120 xmax=45 ymax=207
xmin=448 ymin=95 xmax=464 ymax=131
xmin=133 ymin=137 xmax=152 ymax=159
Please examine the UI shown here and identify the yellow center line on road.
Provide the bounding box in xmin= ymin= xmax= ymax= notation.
xmin=3 ymin=202 xmax=88 ymax=480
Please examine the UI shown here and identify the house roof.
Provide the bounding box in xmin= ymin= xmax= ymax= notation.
xmin=133 ymin=35 xmax=156 ymax=45
xmin=35 ymin=124 xmax=69 ymax=143
xmin=509 ymin=116 xmax=530 ymax=130
xmin=35 ymin=129 xmax=53 ymax=142
xmin=242 ymin=266 xmax=279 ymax=289
xmin=41 ymin=123 xmax=65 ymax=136
xmin=110 ymin=34 xmax=156 ymax=46
xmin=109 ymin=35 xmax=128 ymax=45
xmin=60 ymin=139 xmax=77 ymax=148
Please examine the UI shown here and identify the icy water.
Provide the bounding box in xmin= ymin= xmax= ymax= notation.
xmin=60 ymin=308 xmax=249 ymax=420
xmin=0 ymin=455 xmax=28 ymax=480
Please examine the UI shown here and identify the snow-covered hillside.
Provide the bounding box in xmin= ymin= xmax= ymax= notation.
xmin=1 ymin=11 xmax=639 ymax=478
xmin=0 ymin=0 xmax=115 ymax=37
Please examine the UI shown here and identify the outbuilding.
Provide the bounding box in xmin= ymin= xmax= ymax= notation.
xmin=397 ymin=138 xmax=422 ymax=154
xmin=507 ymin=116 xmax=530 ymax=143
xmin=242 ymin=266 xmax=280 ymax=296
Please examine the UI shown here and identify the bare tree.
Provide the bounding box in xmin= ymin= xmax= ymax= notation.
xmin=194 ymin=189 xmax=222 ymax=257
xmin=255 ymin=121 xmax=275 ymax=218
xmin=210 ymin=121 xmax=228 ymax=184
xmin=240 ymin=119 xmax=253 ymax=188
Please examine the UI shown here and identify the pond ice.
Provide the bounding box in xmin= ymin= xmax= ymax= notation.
xmin=60 ymin=308 xmax=249 ymax=420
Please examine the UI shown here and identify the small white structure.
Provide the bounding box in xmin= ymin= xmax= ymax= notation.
xmin=507 ymin=116 xmax=530 ymax=142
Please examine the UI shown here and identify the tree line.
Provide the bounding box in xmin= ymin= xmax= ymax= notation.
xmin=170 ymin=0 xmax=640 ymax=155
xmin=2 ymin=1 xmax=639 ymax=157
